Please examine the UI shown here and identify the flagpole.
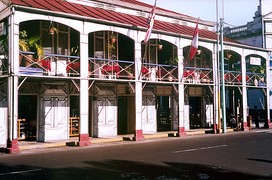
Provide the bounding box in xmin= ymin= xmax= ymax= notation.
xmin=220 ymin=17 xmax=227 ymax=134
xmin=141 ymin=0 xmax=157 ymax=79
xmin=216 ymin=0 xmax=221 ymax=133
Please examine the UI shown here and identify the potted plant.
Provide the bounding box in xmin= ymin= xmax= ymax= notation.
xmin=259 ymin=65 xmax=265 ymax=74
xmin=19 ymin=30 xmax=29 ymax=52
xmin=28 ymin=35 xmax=44 ymax=60
xmin=70 ymin=46 xmax=79 ymax=56
xmin=19 ymin=30 xmax=30 ymax=66
xmin=167 ymin=57 xmax=178 ymax=66
xmin=0 ymin=34 xmax=8 ymax=57
xmin=0 ymin=34 xmax=8 ymax=73
xmin=20 ymin=31 xmax=44 ymax=67
xmin=250 ymin=66 xmax=257 ymax=73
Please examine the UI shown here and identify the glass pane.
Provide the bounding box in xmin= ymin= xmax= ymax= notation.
xmin=42 ymin=29 xmax=52 ymax=54
xmin=95 ymin=38 xmax=103 ymax=51
xmin=58 ymin=32 xmax=68 ymax=55
xmin=150 ymin=45 xmax=157 ymax=64
xmin=58 ymin=23 xmax=68 ymax=31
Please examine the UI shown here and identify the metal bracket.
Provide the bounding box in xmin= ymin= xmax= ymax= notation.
xmin=238 ymin=87 xmax=242 ymax=95
xmin=208 ymin=85 xmax=213 ymax=94
xmin=88 ymin=80 xmax=95 ymax=90
xmin=172 ymin=84 xmax=178 ymax=94
xmin=71 ymin=79 xmax=80 ymax=92
xmin=18 ymin=77 xmax=27 ymax=90
xmin=142 ymin=82 xmax=147 ymax=90
xmin=128 ymin=82 xmax=135 ymax=93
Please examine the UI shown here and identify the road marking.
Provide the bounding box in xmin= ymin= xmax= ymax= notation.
xmin=0 ymin=169 xmax=42 ymax=176
xmin=174 ymin=144 xmax=227 ymax=153
xmin=254 ymin=130 xmax=272 ymax=133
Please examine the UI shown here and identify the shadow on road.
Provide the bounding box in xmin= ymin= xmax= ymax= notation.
xmin=0 ymin=160 xmax=271 ymax=179
xmin=247 ymin=158 xmax=272 ymax=164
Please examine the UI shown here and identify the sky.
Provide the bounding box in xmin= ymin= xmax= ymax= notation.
xmin=140 ymin=0 xmax=260 ymax=27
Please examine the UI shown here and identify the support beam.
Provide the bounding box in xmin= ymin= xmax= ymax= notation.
xmin=177 ymin=47 xmax=185 ymax=136
xmin=133 ymin=40 xmax=144 ymax=141
xmin=6 ymin=13 xmax=20 ymax=153
xmin=79 ymin=33 xmax=91 ymax=146
xmin=241 ymin=54 xmax=249 ymax=131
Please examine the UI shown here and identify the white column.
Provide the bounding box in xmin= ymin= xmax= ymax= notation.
xmin=79 ymin=32 xmax=90 ymax=146
xmin=134 ymin=39 xmax=144 ymax=141
xmin=213 ymin=45 xmax=219 ymax=133
xmin=178 ymin=46 xmax=185 ymax=136
xmin=241 ymin=53 xmax=248 ymax=130
xmin=7 ymin=12 xmax=20 ymax=153
xmin=266 ymin=53 xmax=271 ymax=128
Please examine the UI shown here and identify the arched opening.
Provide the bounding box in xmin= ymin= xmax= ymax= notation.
xmin=88 ymin=30 xmax=136 ymax=136
xmin=246 ymin=54 xmax=267 ymax=128
xmin=18 ymin=20 xmax=80 ymax=141
xmin=183 ymin=46 xmax=213 ymax=130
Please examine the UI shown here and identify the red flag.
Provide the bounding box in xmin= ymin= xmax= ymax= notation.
xmin=144 ymin=0 xmax=157 ymax=43
xmin=188 ymin=18 xmax=199 ymax=60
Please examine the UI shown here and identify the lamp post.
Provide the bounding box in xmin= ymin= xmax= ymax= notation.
xmin=220 ymin=18 xmax=227 ymax=133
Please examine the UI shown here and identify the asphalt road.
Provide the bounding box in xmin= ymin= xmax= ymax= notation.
xmin=0 ymin=129 xmax=272 ymax=180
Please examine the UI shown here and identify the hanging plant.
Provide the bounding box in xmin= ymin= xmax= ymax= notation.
xmin=109 ymin=33 xmax=117 ymax=44
xmin=158 ymin=44 xmax=163 ymax=50
xmin=157 ymin=40 xmax=163 ymax=50
xmin=49 ymin=27 xmax=58 ymax=35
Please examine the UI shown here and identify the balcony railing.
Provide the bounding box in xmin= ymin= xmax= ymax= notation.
xmin=142 ymin=63 xmax=178 ymax=82
xmin=246 ymin=72 xmax=266 ymax=87
xmin=184 ymin=67 xmax=213 ymax=84
xmin=17 ymin=52 xmax=266 ymax=87
xmin=224 ymin=70 xmax=243 ymax=84
xmin=223 ymin=70 xmax=266 ymax=87
xmin=88 ymin=58 xmax=135 ymax=79
xmin=19 ymin=51 xmax=79 ymax=77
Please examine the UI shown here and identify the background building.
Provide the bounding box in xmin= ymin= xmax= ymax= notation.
xmin=224 ymin=0 xmax=272 ymax=112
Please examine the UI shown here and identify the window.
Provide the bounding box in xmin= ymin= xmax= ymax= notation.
xmin=41 ymin=21 xmax=69 ymax=55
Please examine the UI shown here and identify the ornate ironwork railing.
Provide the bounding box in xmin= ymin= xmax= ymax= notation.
xmin=183 ymin=67 xmax=213 ymax=84
xmin=17 ymin=51 xmax=266 ymax=87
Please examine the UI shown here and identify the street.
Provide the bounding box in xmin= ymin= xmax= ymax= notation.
xmin=1 ymin=129 xmax=272 ymax=179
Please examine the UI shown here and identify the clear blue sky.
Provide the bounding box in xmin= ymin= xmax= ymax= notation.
xmin=140 ymin=0 xmax=259 ymax=27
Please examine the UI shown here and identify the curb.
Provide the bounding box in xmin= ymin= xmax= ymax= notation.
xmin=17 ymin=129 xmax=230 ymax=151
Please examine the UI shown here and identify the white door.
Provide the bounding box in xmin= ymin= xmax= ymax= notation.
xmin=0 ymin=107 xmax=7 ymax=147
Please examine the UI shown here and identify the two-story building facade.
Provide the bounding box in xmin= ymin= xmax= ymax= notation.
xmin=0 ymin=0 xmax=271 ymax=153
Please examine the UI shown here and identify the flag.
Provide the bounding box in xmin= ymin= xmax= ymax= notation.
xmin=144 ymin=0 xmax=157 ymax=43
xmin=188 ymin=18 xmax=199 ymax=60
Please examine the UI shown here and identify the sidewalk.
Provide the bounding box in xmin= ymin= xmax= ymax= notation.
xmin=17 ymin=129 xmax=219 ymax=151
xmin=16 ymin=122 xmax=268 ymax=151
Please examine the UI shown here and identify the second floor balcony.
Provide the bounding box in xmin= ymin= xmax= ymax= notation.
xmin=0 ymin=51 xmax=260 ymax=88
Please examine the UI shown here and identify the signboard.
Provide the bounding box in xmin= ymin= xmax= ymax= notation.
xmin=250 ymin=57 xmax=261 ymax=66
